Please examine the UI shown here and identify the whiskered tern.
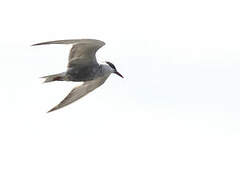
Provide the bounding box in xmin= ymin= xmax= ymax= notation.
xmin=32 ymin=39 xmax=123 ymax=113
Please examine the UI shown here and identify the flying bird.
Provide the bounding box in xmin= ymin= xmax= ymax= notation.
xmin=32 ymin=39 xmax=123 ymax=113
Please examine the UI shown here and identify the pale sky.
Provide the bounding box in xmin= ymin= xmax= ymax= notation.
xmin=1 ymin=0 xmax=240 ymax=179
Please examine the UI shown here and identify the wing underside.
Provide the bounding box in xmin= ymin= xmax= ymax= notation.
xmin=47 ymin=76 xmax=109 ymax=113
xmin=32 ymin=39 xmax=105 ymax=66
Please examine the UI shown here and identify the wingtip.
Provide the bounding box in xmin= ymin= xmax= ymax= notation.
xmin=47 ymin=110 xmax=53 ymax=113
xmin=47 ymin=107 xmax=57 ymax=113
xmin=31 ymin=43 xmax=44 ymax=46
xmin=47 ymin=110 xmax=52 ymax=113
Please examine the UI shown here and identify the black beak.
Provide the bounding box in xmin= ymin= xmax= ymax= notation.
xmin=114 ymin=71 xmax=124 ymax=78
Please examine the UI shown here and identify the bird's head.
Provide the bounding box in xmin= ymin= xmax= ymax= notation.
xmin=105 ymin=61 xmax=124 ymax=78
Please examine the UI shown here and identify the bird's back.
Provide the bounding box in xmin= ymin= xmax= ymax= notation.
xmin=66 ymin=64 xmax=102 ymax=82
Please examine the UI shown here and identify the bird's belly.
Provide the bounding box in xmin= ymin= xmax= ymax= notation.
xmin=66 ymin=66 xmax=99 ymax=82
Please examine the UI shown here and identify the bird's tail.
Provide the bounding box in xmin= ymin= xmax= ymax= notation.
xmin=41 ymin=72 xmax=66 ymax=83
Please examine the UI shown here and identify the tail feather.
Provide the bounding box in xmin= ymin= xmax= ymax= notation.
xmin=41 ymin=73 xmax=65 ymax=83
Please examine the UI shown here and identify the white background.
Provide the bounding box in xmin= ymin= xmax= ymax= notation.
xmin=1 ymin=0 xmax=240 ymax=179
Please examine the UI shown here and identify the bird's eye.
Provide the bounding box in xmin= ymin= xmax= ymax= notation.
xmin=106 ymin=61 xmax=116 ymax=70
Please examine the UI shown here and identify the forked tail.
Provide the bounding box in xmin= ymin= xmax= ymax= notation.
xmin=41 ymin=72 xmax=65 ymax=83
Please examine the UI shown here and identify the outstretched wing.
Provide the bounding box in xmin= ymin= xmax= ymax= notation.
xmin=47 ymin=75 xmax=109 ymax=113
xmin=32 ymin=39 xmax=105 ymax=67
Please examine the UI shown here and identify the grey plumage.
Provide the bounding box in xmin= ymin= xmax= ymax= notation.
xmin=33 ymin=39 xmax=123 ymax=112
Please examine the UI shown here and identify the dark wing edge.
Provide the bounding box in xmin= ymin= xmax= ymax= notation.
xmin=32 ymin=39 xmax=105 ymax=47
